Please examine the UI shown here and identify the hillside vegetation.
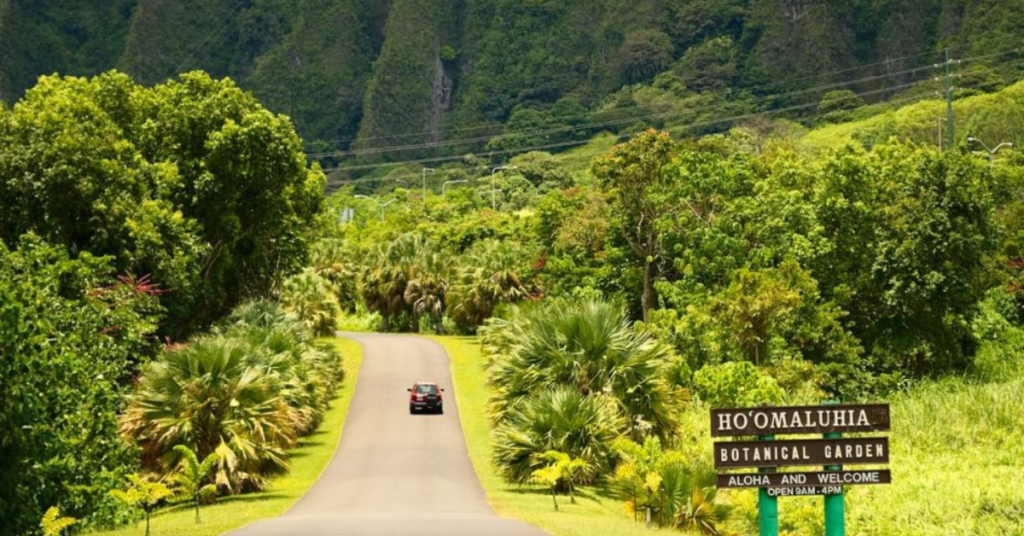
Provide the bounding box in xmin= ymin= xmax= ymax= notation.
xmin=2 ymin=0 xmax=1024 ymax=165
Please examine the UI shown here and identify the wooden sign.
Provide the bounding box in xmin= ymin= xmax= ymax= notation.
xmin=711 ymin=404 xmax=890 ymax=437
xmin=713 ymin=437 xmax=889 ymax=469
xmin=716 ymin=469 xmax=892 ymax=489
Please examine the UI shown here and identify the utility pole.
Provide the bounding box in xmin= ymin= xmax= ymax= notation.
xmin=354 ymin=195 xmax=396 ymax=221
xmin=421 ymin=168 xmax=435 ymax=199
xmin=490 ymin=166 xmax=518 ymax=211
xmin=967 ymin=137 xmax=1014 ymax=165
xmin=942 ymin=48 xmax=959 ymax=149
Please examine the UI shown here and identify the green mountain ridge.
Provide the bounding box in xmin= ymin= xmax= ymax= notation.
xmin=1 ymin=0 xmax=1023 ymax=167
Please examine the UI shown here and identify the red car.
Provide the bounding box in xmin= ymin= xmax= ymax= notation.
xmin=407 ymin=382 xmax=444 ymax=414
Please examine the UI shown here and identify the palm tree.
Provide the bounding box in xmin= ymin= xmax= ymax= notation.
xmin=448 ymin=239 xmax=532 ymax=331
xmin=404 ymin=248 xmax=451 ymax=333
xmin=309 ymin=239 xmax=360 ymax=311
xmin=611 ymin=438 xmax=733 ymax=533
xmin=120 ymin=337 xmax=296 ymax=493
xmin=281 ymin=268 xmax=341 ymax=336
xmin=492 ymin=387 xmax=622 ymax=484
xmin=171 ymin=445 xmax=219 ymax=523
xmin=482 ymin=299 xmax=682 ymax=439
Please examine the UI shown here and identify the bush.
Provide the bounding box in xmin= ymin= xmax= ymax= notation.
xmin=492 ymin=388 xmax=623 ymax=484
xmin=120 ymin=301 xmax=343 ymax=494
xmin=482 ymin=299 xmax=683 ymax=439
xmin=0 ymin=235 xmax=159 ymax=535
xmin=691 ymin=361 xmax=784 ymax=408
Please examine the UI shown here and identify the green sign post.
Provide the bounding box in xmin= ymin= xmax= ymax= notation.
xmin=757 ymin=434 xmax=779 ymax=536
xmin=823 ymin=399 xmax=845 ymax=536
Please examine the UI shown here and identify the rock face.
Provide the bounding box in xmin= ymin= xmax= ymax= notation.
xmin=0 ymin=0 xmax=1021 ymax=156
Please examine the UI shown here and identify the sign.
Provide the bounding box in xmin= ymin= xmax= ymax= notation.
xmin=711 ymin=404 xmax=890 ymax=437
xmin=716 ymin=469 xmax=892 ymax=489
xmin=766 ymin=486 xmax=842 ymax=497
xmin=714 ymin=437 xmax=889 ymax=469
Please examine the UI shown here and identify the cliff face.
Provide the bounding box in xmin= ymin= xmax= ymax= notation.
xmin=0 ymin=0 xmax=1022 ymax=159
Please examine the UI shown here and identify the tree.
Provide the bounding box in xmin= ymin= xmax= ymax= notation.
xmin=108 ymin=474 xmax=174 ymax=536
xmin=611 ymin=439 xmax=732 ymax=533
xmin=617 ymin=30 xmax=674 ymax=83
xmin=448 ymin=239 xmax=532 ymax=331
xmin=170 ymin=445 xmax=219 ymax=523
xmin=0 ymin=71 xmax=325 ymax=337
xmin=529 ymin=462 xmax=562 ymax=512
xmin=593 ymin=130 xmax=676 ymax=322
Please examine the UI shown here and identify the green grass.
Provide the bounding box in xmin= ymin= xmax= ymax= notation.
xmin=89 ymin=337 xmax=364 ymax=536
xmin=427 ymin=335 xmax=673 ymax=536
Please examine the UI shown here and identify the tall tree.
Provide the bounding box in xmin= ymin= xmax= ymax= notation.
xmin=593 ymin=130 xmax=676 ymax=321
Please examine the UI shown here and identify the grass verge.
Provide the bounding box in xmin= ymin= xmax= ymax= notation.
xmin=89 ymin=337 xmax=364 ymax=536
xmin=427 ymin=335 xmax=670 ymax=536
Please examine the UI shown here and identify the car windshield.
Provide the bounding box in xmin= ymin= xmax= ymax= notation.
xmin=415 ymin=384 xmax=437 ymax=394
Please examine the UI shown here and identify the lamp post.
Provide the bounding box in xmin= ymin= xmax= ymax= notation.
xmin=490 ymin=165 xmax=518 ymax=210
xmin=967 ymin=137 xmax=1013 ymax=165
xmin=421 ymin=168 xmax=436 ymax=198
xmin=442 ymin=179 xmax=469 ymax=196
xmin=354 ymin=195 xmax=396 ymax=221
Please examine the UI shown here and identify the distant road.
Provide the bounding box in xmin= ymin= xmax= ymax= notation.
xmin=228 ymin=333 xmax=548 ymax=536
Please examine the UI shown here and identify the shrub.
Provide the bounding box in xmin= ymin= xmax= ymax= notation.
xmin=492 ymin=388 xmax=623 ymax=484
xmin=691 ymin=361 xmax=785 ymax=408
xmin=120 ymin=336 xmax=297 ymax=493
xmin=483 ymin=300 xmax=682 ymax=439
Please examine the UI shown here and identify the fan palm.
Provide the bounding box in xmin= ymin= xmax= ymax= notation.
xmin=448 ymin=239 xmax=531 ymax=331
xmin=309 ymin=239 xmax=360 ymax=311
xmin=404 ymin=248 xmax=451 ymax=333
xmin=492 ymin=387 xmax=623 ymax=484
xmin=482 ymin=299 xmax=682 ymax=439
xmin=281 ymin=268 xmax=341 ymax=336
xmin=120 ymin=337 xmax=296 ymax=493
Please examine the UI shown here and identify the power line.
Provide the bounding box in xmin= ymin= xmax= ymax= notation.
xmin=305 ymin=47 xmax=961 ymax=150
xmin=319 ymin=48 xmax=1024 ymax=182
xmin=170 ymin=0 xmax=247 ymax=77
xmin=313 ymin=45 xmax=1024 ymax=161
xmin=322 ymin=78 xmax=933 ymax=174
xmin=308 ymin=62 xmax=943 ymax=159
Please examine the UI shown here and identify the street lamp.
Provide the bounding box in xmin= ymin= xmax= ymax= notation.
xmin=354 ymin=195 xmax=396 ymax=221
xmin=422 ymin=168 xmax=436 ymax=198
xmin=442 ymin=179 xmax=469 ymax=195
xmin=490 ymin=165 xmax=518 ymax=210
xmin=967 ymin=137 xmax=1013 ymax=164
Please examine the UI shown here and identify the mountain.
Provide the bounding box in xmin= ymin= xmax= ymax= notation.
xmin=1 ymin=0 xmax=1023 ymax=168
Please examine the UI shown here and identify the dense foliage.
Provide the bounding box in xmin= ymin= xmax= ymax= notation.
xmin=0 ymin=236 xmax=159 ymax=536
xmin=0 ymin=71 xmax=324 ymax=336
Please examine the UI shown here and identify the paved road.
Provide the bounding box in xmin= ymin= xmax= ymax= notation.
xmin=229 ymin=333 xmax=548 ymax=536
